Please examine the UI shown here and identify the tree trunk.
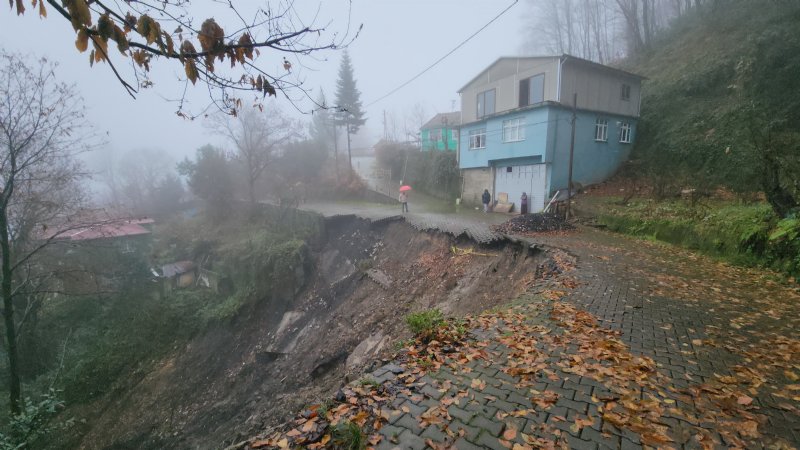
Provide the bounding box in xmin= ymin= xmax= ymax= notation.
xmin=248 ymin=175 xmax=256 ymax=206
xmin=565 ymin=0 xmax=574 ymax=54
xmin=346 ymin=126 xmax=353 ymax=177
xmin=332 ymin=123 xmax=339 ymax=179
xmin=0 ymin=208 xmax=21 ymax=415
xmin=642 ymin=0 xmax=652 ymax=47
xmin=762 ymin=154 xmax=797 ymax=218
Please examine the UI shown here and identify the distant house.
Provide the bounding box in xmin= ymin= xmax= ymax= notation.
xmin=43 ymin=212 xmax=156 ymax=295
xmin=420 ymin=112 xmax=460 ymax=151
xmin=160 ymin=260 xmax=196 ymax=292
xmin=458 ymin=55 xmax=644 ymax=211
xmin=54 ymin=217 xmax=154 ymax=253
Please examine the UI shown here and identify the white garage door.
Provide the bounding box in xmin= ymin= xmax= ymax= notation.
xmin=494 ymin=164 xmax=547 ymax=212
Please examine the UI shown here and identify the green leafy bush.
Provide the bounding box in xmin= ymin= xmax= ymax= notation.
xmin=405 ymin=309 xmax=445 ymax=341
xmin=331 ymin=421 xmax=366 ymax=450
xmin=0 ymin=389 xmax=70 ymax=449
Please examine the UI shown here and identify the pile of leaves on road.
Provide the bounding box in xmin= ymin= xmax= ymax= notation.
xmin=241 ymin=275 xmax=779 ymax=450
xmin=492 ymin=213 xmax=574 ymax=234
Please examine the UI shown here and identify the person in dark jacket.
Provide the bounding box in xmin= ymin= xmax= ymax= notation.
xmin=482 ymin=189 xmax=491 ymax=213
xmin=520 ymin=192 xmax=528 ymax=214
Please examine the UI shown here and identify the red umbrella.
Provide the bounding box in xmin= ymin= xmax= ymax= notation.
xmin=399 ymin=185 xmax=412 ymax=192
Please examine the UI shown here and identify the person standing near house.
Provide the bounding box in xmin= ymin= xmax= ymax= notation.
xmin=399 ymin=191 xmax=409 ymax=213
xmin=482 ymin=189 xmax=491 ymax=213
xmin=520 ymin=192 xmax=528 ymax=215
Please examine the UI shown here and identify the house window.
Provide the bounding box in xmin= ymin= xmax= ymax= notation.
xmin=429 ymin=129 xmax=442 ymax=143
xmin=506 ymin=167 xmax=513 ymax=173
xmin=502 ymin=117 xmax=526 ymax=142
xmin=619 ymin=122 xmax=632 ymax=143
xmin=594 ymin=118 xmax=608 ymax=142
xmin=451 ymin=129 xmax=458 ymax=141
xmin=621 ymin=84 xmax=631 ymax=101
xmin=519 ymin=73 xmax=545 ymax=107
xmin=468 ymin=129 xmax=486 ymax=150
xmin=477 ymin=89 xmax=495 ymax=118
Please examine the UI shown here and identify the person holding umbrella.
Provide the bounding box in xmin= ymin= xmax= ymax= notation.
xmin=399 ymin=185 xmax=411 ymax=213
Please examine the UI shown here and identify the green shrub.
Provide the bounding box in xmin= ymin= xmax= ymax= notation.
xmin=405 ymin=309 xmax=445 ymax=341
xmin=0 ymin=389 xmax=70 ymax=449
xmin=331 ymin=421 xmax=366 ymax=450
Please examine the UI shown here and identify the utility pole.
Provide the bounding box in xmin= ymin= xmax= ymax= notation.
xmin=347 ymin=125 xmax=353 ymax=175
xmin=443 ymin=116 xmax=449 ymax=152
xmin=566 ymin=93 xmax=577 ymax=220
xmin=383 ymin=110 xmax=387 ymax=140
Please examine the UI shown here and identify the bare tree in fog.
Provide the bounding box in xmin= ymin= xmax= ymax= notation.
xmin=0 ymin=51 xmax=92 ymax=414
xmin=525 ymin=0 xmax=715 ymax=62
xmin=212 ymin=107 xmax=299 ymax=206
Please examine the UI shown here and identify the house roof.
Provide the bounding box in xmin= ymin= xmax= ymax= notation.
xmin=161 ymin=261 xmax=195 ymax=278
xmin=421 ymin=112 xmax=461 ymax=130
xmin=457 ymin=54 xmax=645 ymax=93
xmin=41 ymin=209 xmax=155 ymax=242
xmin=62 ymin=222 xmax=151 ymax=241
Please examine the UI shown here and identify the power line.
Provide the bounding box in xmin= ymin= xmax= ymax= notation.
xmin=365 ymin=0 xmax=519 ymax=108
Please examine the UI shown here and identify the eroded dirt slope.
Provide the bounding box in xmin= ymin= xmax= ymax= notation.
xmin=67 ymin=217 xmax=552 ymax=450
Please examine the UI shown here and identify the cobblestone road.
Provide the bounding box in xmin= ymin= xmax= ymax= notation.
xmin=297 ymin=201 xmax=800 ymax=449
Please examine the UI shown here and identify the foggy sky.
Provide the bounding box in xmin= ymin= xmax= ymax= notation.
xmin=0 ymin=1 xmax=527 ymax=163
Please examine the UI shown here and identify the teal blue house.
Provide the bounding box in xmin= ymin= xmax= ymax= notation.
xmin=458 ymin=55 xmax=644 ymax=210
xmin=420 ymin=112 xmax=460 ymax=151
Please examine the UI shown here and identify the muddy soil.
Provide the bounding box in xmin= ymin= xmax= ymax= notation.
xmin=65 ymin=217 xmax=554 ymax=450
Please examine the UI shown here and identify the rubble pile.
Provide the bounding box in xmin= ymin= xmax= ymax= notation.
xmin=492 ymin=213 xmax=574 ymax=234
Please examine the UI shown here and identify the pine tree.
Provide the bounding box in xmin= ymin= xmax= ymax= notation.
xmin=334 ymin=50 xmax=366 ymax=174
xmin=310 ymin=89 xmax=334 ymax=149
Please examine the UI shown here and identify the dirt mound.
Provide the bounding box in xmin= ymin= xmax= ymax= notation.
xmin=492 ymin=213 xmax=574 ymax=234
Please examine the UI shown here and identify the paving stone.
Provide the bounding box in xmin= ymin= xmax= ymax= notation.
xmin=393 ymin=413 xmax=423 ymax=434
xmin=506 ymin=391 xmax=533 ymax=408
xmin=547 ymin=414 xmax=580 ymax=437
xmin=378 ymin=424 xmax=406 ymax=443
xmin=565 ymin=434 xmax=599 ymax=450
xmin=420 ymin=384 xmax=445 ymax=400
xmin=546 ymin=406 xmax=568 ymax=418
xmin=387 ymin=409 xmax=405 ymax=425
xmin=581 ymin=425 xmax=622 ymax=449
xmin=447 ymin=419 xmax=482 ymax=443
xmin=453 ymin=437 xmax=484 ymax=450
xmin=383 ymin=363 xmax=405 ymax=374
xmin=475 ymin=432 xmax=509 ymax=450
xmin=464 ymin=401 xmax=497 ymax=418
xmin=401 ymin=400 xmax=428 ymax=417
xmin=495 ymin=371 xmax=517 ymax=384
xmin=559 ymin=397 xmax=589 ymax=414
xmin=469 ymin=414 xmax=504 ymax=437
xmin=620 ymin=435 xmax=643 ymax=450
xmin=421 ymin=425 xmax=448 ymax=444
xmin=374 ymin=439 xmax=402 ymax=450
xmin=396 ymin=429 xmax=427 ymax=450
xmin=447 ymin=405 xmax=475 ymax=423
xmin=482 ymin=384 xmax=509 ymax=399
xmin=487 ymin=398 xmax=517 ymax=413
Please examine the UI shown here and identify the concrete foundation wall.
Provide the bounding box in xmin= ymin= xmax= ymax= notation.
xmin=461 ymin=168 xmax=493 ymax=206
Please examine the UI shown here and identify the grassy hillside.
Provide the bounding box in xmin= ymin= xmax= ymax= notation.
xmin=622 ymin=1 xmax=800 ymax=210
xmin=590 ymin=1 xmax=800 ymax=278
